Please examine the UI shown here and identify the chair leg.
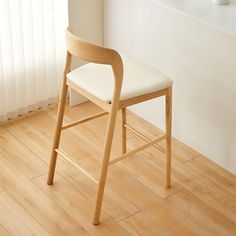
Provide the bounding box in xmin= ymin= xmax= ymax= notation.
xmin=121 ymin=108 xmax=127 ymax=154
xmin=93 ymin=106 xmax=119 ymax=225
xmin=165 ymin=87 xmax=172 ymax=188
xmin=47 ymin=82 xmax=68 ymax=185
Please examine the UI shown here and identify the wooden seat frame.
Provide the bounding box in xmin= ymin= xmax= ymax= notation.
xmin=47 ymin=28 xmax=172 ymax=225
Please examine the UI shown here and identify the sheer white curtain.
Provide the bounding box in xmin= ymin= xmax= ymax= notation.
xmin=0 ymin=0 xmax=68 ymax=122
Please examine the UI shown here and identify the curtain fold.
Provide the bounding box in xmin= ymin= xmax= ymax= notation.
xmin=0 ymin=0 xmax=68 ymax=122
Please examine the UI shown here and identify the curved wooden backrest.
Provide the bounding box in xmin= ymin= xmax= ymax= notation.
xmin=66 ymin=28 xmax=118 ymax=65
xmin=65 ymin=28 xmax=124 ymax=104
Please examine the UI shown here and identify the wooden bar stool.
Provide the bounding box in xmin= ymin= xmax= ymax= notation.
xmin=47 ymin=28 xmax=173 ymax=225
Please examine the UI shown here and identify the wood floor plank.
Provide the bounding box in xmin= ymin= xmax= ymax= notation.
xmin=49 ymin=100 xmax=103 ymax=118
xmin=185 ymin=155 xmax=236 ymax=195
xmin=166 ymin=189 xmax=236 ymax=235
xmin=119 ymin=211 xmax=172 ymax=236
xmin=115 ymin=138 xmax=183 ymax=198
xmin=0 ymin=155 xmax=89 ymax=236
xmin=0 ymin=225 xmax=11 ymax=236
xmin=120 ymin=188 xmax=236 ymax=236
xmin=60 ymin=154 xmax=140 ymax=222
xmin=119 ymin=189 xmax=218 ymax=235
xmin=52 ymin=101 xmax=135 ymax=141
xmin=140 ymin=143 xmax=202 ymax=186
xmin=0 ymin=127 xmax=47 ymax=179
xmin=0 ymin=101 xmax=235 ymax=235
xmin=0 ymin=191 xmax=50 ymax=236
xmin=120 ymin=200 xmax=201 ymax=236
xmin=49 ymin=102 xmax=135 ymax=156
xmin=33 ymin=174 xmax=131 ymax=236
xmin=6 ymin=111 xmax=98 ymax=164
xmin=184 ymin=174 xmax=236 ymax=225
xmin=127 ymin=110 xmax=200 ymax=162
xmin=64 ymin=152 xmax=168 ymax=212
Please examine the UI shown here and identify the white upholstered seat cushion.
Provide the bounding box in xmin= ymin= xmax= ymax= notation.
xmin=66 ymin=55 xmax=173 ymax=102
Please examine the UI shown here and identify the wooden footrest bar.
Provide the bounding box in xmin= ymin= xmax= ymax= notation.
xmin=61 ymin=111 xmax=108 ymax=130
xmin=55 ymin=149 xmax=98 ymax=184
xmin=109 ymin=135 xmax=166 ymax=165
xmin=125 ymin=124 xmax=165 ymax=153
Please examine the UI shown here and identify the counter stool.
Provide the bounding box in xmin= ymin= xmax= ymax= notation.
xmin=47 ymin=28 xmax=173 ymax=225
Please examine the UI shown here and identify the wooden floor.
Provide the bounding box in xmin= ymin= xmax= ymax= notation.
xmin=0 ymin=101 xmax=236 ymax=235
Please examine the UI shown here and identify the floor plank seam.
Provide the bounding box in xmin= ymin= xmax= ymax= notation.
xmin=55 ymin=172 xmax=98 ymax=204
xmin=163 ymin=188 xmax=184 ymax=200
xmin=0 ymin=145 xmax=45 ymax=183
xmin=3 ymin=127 xmax=49 ymax=167
xmin=5 ymin=123 xmax=97 ymax=179
xmin=2 ymin=187 xmax=51 ymax=236
xmin=0 ymin=223 xmax=11 ymax=236
xmin=183 ymin=153 xmax=202 ymax=163
xmin=1 ymin=103 xmax=235 ymax=235
xmin=30 ymin=172 xmax=48 ymax=181
xmin=117 ymin=210 xmax=141 ymax=223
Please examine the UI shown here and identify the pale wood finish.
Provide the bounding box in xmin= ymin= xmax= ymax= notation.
xmin=121 ymin=108 xmax=127 ymax=154
xmin=66 ymin=29 xmax=118 ymax=65
xmin=118 ymin=88 xmax=168 ymax=109
xmin=166 ymin=87 xmax=172 ymax=187
xmin=109 ymin=135 xmax=166 ymax=165
xmin=61 ymin=111 xmax=108 ymax=130
xmin=0 ymin=102 xmax=236 ymax=235
xmin=0 ymin=192 xmax=50 ymax=236
xmin=47 ymin=28 xmax=171 ymax=225
xmin=55 ymin=149 xmax=98 ymax=184
xmin=92 ymin=53 xmax=123 ymax=225
xmin=125 ymin=124 xmax=164 ymax=152
xmin=47 ymin=51 xmax=72 ymax=185
xmin=66 ymin=79 xmax=111 ymax=112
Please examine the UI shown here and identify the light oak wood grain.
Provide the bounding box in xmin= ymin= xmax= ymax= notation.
xmin=119 ymin=210 xmax=172 ymax=236
xmin=0 ymin=225 xmax=11 ymax=236
xmin=50 ymin=103 xmax=134 ymax=154
xmin=0 ymin=102 xmax=235 ymax=235
xmin=48 ymin=29 xmax=172 ymax=224
xmin=116 ymin=150 xmax=182 ymax=198
xmin=0 ymin=127 xmax=47 ymax=179
xmin=7 ymin=111 xmax=98 ymax=164
xmin=47 ymin=51 xmax=72 ymax=185
xmin=184 ymin=173 xmax=236 ymax=224
xmin=0 ymin=192 xmax=50 ymax=236
xmin=60 ymin=152 xmax=143 ymax=222
xmin=166 ymin=190 xmax=236 ymax=236
xmin=185 ymin=155 xmax=236 ymax=194
xmin=143 ymin=146 xmax=200 ymax=186
xmin=67 ymin=149 xmax=176 ymax=209
xmin=34 ymin=174 xmax=130 ymax=236
xmin=126 ymin=111 xmax=200 ymax=162
xmin=0 ymin=154 xmax=89 ymax=235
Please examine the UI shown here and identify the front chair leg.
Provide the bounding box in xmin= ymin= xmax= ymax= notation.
xmin=47 ymin=83 xmax=68 ymax=185
xmin=165 ymin=87 xmax=172 ymax=188
xmin=93 ymin=107 xmax=119 ymax=225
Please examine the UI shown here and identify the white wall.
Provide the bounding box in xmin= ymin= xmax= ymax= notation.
xmin=68 ymin=0 xmax=103 ymax=44
xmin=104 ymin=0 xmax=236 ymax=174
xmin=68 ymin=0 xmax=104 ymax=105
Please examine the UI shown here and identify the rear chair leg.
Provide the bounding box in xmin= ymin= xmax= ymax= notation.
xmin=47 ymin=82 xmax=68 ymax=185
xmin=121 ymin=108 xmax=127 ymax=154
xmin=165 ymin=87 xmax=172 ymax=188
xmin=48 ymin=52 xmax=71 ymax=185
